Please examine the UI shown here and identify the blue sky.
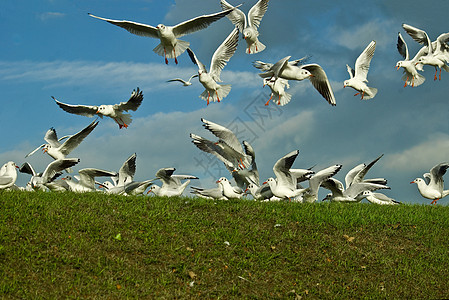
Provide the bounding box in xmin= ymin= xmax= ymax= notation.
xmin=2 ymin=0 xmax=449 ymax=204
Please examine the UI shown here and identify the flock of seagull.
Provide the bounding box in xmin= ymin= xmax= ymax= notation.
xmin=2 ymin=0 xmax=449 ymax=205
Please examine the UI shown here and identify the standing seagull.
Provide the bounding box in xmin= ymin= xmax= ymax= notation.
xmin=88 ymin=7 xmax=237 ymax=64
xmin=253 ymin=56 xmax=336 ymax=106
xmin=220 ymin=0 xmax=270 ymax=54
xmin=344 ymin=40 xmax=377 ymax=100
xmin=52 ymin=88 xmax=143 ymax=129
xmin=186 ymin=27 xmax=240 ymax=105
xmin=0 ymin=161 xmax=19 ymax=190
xmin=411 ymin=162 xmax=449 ymax=205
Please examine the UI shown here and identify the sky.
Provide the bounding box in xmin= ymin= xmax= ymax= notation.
xmin=2 ymin=0 xmax=449 ymax=204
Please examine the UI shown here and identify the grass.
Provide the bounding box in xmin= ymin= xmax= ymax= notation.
xmin=1 ymin=190 xmax=449 ymax=299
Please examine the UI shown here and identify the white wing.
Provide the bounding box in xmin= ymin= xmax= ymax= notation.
xmin=248 ymin=0 xmax=270 ymax=29
xmin=354 ymin=40 xmax=376 ymax=81
xmin=220 ymin=0 xmax=247 ymax=32
xmin=172 ymin=7 xmax=237 ymax=38
xmin=210 ymin=28 xmax=240 ymax=82
xmin=88 ymin=13 xmax=159 ymax=38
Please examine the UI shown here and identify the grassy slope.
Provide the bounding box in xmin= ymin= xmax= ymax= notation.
xmin=1 ymin=190 xmax=448 ymax=299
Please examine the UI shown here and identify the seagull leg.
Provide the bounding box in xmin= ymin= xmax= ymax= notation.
xmin=361 ymin=91 xmax=365 ymax=100
xmin=439 ymin=68 xmax=442 ymax=80
xmin=430 ymin=198 xmax=439 ymax=205
xmin=216 ymin=91 xmax=220 ymax=103
xmin=265 ymin=95 xmax=273 ymax=106
xmin=412 ymin=77 xmax=415 ymax=88
xmin=354 ymin=92 xmax=360 ymax=97
xmin=206 ymin=92 xmax=210 ymax=106
xmin=173 ymin=48 xmax=178 ymax=65
xmin=434 ymin=67 xmax=438 ymax=81
xmin=277 ymin=94 xmax=281 ymax=105
xmin=404 ymin=76 xmax=409 ymax=87
xmin=164 ymin=48 xmax=168 ymax=65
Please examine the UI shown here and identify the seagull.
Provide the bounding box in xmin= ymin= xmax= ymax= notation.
xmin=148 ymin=167 xmax=198 ymax=197
xmin=301 ymin=164 xmax=343 ymax=203
xmin=186 ymin=28 xmax=240 ymax=105
xmin=63 ymin=168 xmax=117 ymax=193
xmin=264 ymin=150 xmax=307 ymax=201
xmin=19 ymin=159 xmax=80 ymax=191
xmin=253 ymin=56 xmax=336 ymax=106
xmin=344 ymin=40 xmax=377 ymax=100
xmin=124 ymin=179 xmax=155 ymax=196
xmin=402 ymin=24 xmax=449 ymax=81
xmin=52 ymin=88 xmax=143 ymax=129
xmin=167 ymin=74 xmax=199 ymax=86
xmin=362 ymin=191 xmax=400 ymax=205
xmin=190 ymin=185 xmax=227 ymax=200
xmin=245 ymin=182 xmax=273 ymax=200
xmin=88 ymin=7 xmax=237 ymax=64
xmin=396 ymin=32 xmax=427 ymax=87
xmin=322 ymin=177 xmax=389 ymax=203
xmin=190 ymin=119 xmax=258 ymax=188
xmin=411 ymin=163 xmax=449 ymax=205
xmin=25 ymin=120 xmax=98 ymax=172
xmin=344 ymin=154 xmax=386 ymax=188
xmin=263 ymin=77 xmax=291 ymax=106
xmin=216 ymin=177 xmax=244 ymax=199
xmin=220 ymin=0 xmax=270 ymax=54
xmin=0 ymin=161 xmax=19 ymax=190
xmin=99 ymin=153 xmax=137 ymax=194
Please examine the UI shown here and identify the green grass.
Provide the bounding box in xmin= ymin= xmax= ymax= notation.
xmin=1 ymin=190 xmax=449 ymax=299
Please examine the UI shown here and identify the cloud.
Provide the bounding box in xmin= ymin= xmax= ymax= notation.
xmin=37 ymin=12 xmax=65 ymax=22
xmin=383 ymin=133 xmax=449 ymax=173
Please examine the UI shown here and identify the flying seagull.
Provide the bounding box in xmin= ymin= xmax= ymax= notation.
xmin=88 ymin=6 xmax=238 ymax=64
xmin=52 ymin=88 xmax=143 ymax=129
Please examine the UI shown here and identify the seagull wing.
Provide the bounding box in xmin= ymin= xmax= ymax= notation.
xmin=210 ymin=28 xmax=240 ymax=82
xmin=321 ymin=177 xmax=345 ymax=197
xmin=117 ymin=153 xmax=137 ymax=186
xmin=79 ymin=168 xmax=117 ymax=189
xmin=52 ymin=96 xmax=98 ymax=117
xmin=44 ymin=128 xmax=61 ymax=147
xmin=302 ymin=63 xmax=336 ymax=106
xmin=346 ymin=64 xmax=355 ymax=79
xmin=201 ymin=118 xmax=243 ymax=153
xmin=59 ymin=120 xmax=99 ymax=156
xmin=402 ymin=23 xmax=431 ymax=47
xmin=186 ymin=48 xmax=208 ymax=73
xmin=25 ymin=144 xmax=46 ymax=158
xmin=113 ymin=87 xmax=143 ymax=112
xmin=248 ymin=0 xmax=270 ymax=29
xmin=429 ymin=162 xmax=449 ymax=192
xmin=308 ymin=164 xmax=342 ymax=196
xmin=172 ymin=7 xmax=237 ymax=38
xmin=273 ymin=150 xmax=299 ymax=187
xmin=252 ymin=60 xmax=273 ymax=72
xmin=352 ymin=154 xmax=384 ymax=185
xmin=220 ymin=0 xmax=246 ymax=32
xmin=397 ymin=32 xmax=409 ymax=60
xmin=88 ymin=13 xmax=159 ymax=38
xmin=354 ymin=40 xmax=376 ymax=81
xmin=41 ymin=158 xmax=80 ymax=183
xmin=19 ymin=162 xmax=37 ymax=176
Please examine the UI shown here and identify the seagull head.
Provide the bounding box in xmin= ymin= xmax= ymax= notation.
xmin=156 ymin=24 xmax=166 ymax=31
xmin=343 ymin=80 xmax=350 ymax=88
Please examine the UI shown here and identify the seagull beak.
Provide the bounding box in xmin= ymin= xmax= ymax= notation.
xmin=43 ymin=149 xmax=48 ymax=153
xmin=262 ymin=181 xmax=267 ymax=185
xmin=410 ymin=181 xmax=415 ymax=184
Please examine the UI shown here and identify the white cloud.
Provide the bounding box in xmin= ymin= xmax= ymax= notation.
xmin=383 ymin=133 xmax=449 ymax=173
xmin=37 ymin=12 xmax=65 ymax=22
